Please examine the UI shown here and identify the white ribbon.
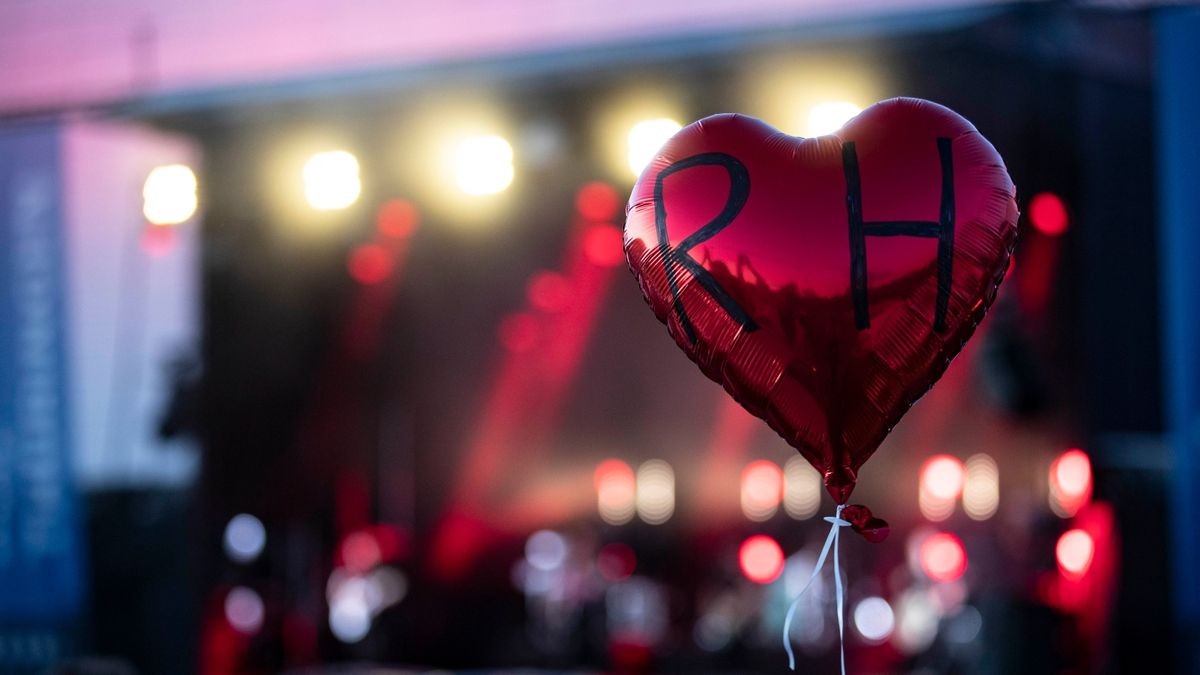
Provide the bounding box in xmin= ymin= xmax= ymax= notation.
xmin=783 ymin=504 xmax=851 ymax=673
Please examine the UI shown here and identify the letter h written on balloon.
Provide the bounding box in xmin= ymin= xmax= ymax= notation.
xmin=652 ymin=138 xmax=956 ymax=339
xmin=842 ymin=138 xmax=955 ymax=332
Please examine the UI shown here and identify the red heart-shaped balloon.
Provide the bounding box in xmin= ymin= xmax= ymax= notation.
xmin=625 ymin=98 xmax=1017 ymax=505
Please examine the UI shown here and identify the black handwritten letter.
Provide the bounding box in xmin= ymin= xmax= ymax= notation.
xmin=842 ymin=138 xmax=956 ymax=332
xmin=654 ymin=153 xmax=757 ymax=344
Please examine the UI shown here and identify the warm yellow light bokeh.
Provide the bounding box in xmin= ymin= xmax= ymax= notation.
xmin=806 ymin=101 xmax=864 ymax=136
xmin=626 ymin=118 xmax=682 ymax=177
xmin=454 ymin=135 xmax=514 ymax=195
xmin=303 ymin=150 xmax=361 ymax=211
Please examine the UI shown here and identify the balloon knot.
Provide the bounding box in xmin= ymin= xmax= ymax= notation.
xmin=841 ymin=504 xmax=890 ymax=543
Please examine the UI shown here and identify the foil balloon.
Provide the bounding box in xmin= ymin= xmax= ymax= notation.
xmin=624 ymin=98 xmax=1017 ymax=527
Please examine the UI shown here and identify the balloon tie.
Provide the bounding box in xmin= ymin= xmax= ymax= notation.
xmin=783 ymin=503 xmax=850 ymax=673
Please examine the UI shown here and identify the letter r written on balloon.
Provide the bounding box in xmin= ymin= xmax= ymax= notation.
xmin=653 ymin=153 xmax=759 ymax=344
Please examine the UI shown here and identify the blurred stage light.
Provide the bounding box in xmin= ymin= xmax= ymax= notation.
xmin=738 ymin=535 xmax=784 ymax=584
xmin=329 ymin=566 xmax=407 ymax=628
xmin=962 ymin=454 xmax=1000 ymax=521
xmin=597 ymin=542 xmax=637 ymax=582
xmin=304 ymin=150 xmax=361 ymax=211
xmin=783 ymin=456 xmax=822 ymax=520
xmin=575 ymin=181 xmax=621 ymax=221
xmin=944 ymin=605 xmax=983 ymax=644
xmin=735 ymin=53 xmax=881 ymax=137
xmin=525 ymin=530 xmax=568 ymax=571
xmin=1029 ymin=192 xmax=1069 ymax=236
xmin=497 ymin=312 xmax=540 ymax=353
xmin=142 ymin=164 xmax=198 ymax=226
xmin=627 ymin=118 xmax=682 ymax=177
xmin=806 ymin=101 xmax=862 ymax=137
xmin=224 ymin=586 xmax=264 ymax=635
xmin=741 ymin=460 xmax=783 ymax=522
xmin=783 ymin=551 xmax=819 ymax=597
xmin=223 ymin=513 xmax=266 ymax=564
xmin=377 ymin=199 xmax=419 ymax=239
xmin=583 ymin=224 xmax=625 ymax=267
xmin=921 ymin=455 xmax=965 ymax=500
xmin=1056 ymin=528 xmax=1095 ymax=580
xmin=894 ymin=588 xmax=940 ymax=654
xmin=526 ymin=271 xmax=571 ymax=313
xmin=919 ymin=455 xmax=964 ymax=521
xmin=636 ymin=460 xmax=675 ymax=525
xmin=694 ymin=609 xmax=736 ymax=652
xmin=347 ymin=243 xmax=393 ymax=285
xmin=918 ymin=489 xmax=955 ymax=522
xmin=595 ymin=459 xmax=636 ymax=525
xmin=919 ymin=532 xmax=967 ymax=582
xmin=853 ymin=596 xmax=895 ymax=643
xmin=363 ymin=567 xmax=408 ymax=614
xmin=141 ymin=222 xmax=177 ymax=257
xmin=329 ymin=589 xmax=371 ymax=643
xmin=341 ymin=530 xmax=383 ymax=573
xmin=1050 ymin=448 xmax=1092 ymax=517
xmin=454 ymin=134 xmax=514 ymax=195
xmin=519 ymin=118 xmax=566 ymax=168
xmin=605 ymin=577 xmax=669 ymax=642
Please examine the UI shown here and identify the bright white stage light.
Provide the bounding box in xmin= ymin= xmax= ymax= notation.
xmin=454 ymin=135 xmax=514 ymax=195
xmin=304 ymin=150 xmax=361 ymax=210
xmin=143 ymin=164 xmax=198 ymax=225
xmin=627 ymin=118 xmax=681 ymax=176
xmin=806 ymin=101 xmax=862 ymax=136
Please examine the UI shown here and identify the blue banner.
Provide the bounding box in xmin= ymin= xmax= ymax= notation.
xmin=0 ymin=123 xmax=85 ymax=665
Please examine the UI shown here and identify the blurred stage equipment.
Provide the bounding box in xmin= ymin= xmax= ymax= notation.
xmin=0 ymin=118 xmax=200 ymax=673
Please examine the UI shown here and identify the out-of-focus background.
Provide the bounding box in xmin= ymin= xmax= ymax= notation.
xmin=1 ymin=1 xmax=1198 ymax=673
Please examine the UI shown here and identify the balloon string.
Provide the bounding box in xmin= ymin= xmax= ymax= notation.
xmin=783 ymin=504 xmax=850 ymax=673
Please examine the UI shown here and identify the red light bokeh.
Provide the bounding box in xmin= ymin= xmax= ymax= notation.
xmin=141 ymin=224 xmax=177 ymax=257
xmin=497 ymin=312 xmax=540 ymax=353
xmin=582 ymin=225 xmax=624 ymax=267
xmin=377 ymin=199 xmax=420 ymax=239
xmin=597 ymin=542 xmax=637 ymax=582
xmin=1050 ymin=448 xmax=1093 ymax=516
xmin=526 ymin=270 xmax=572 ymax=313
xmin=347 ymin=243 xmax=394 ymax=285
xmin=739 ymin=535 xmax=784 ymax=584
xmin=575 ymin=181 xmax=621 ymax=222
xmin=1029 ymin=192 xmax=1069 ymax=236
xmin=919 ymin=532 xmax=967 ymax=582
xmin=1056 ymin=528 xmax=1095 ymax=580
xmin=920 ymin=455 xmax=965 ymax=501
